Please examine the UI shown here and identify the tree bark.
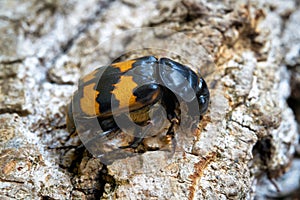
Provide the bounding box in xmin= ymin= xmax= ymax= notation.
xmin=0 ymin=0 xmax=299 ymax=199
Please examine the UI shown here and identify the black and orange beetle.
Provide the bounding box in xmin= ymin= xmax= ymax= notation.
xmin=66 ymin=56 xmax=209 ymax=163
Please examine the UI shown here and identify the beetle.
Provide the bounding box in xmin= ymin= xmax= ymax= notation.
xmin=66 ymin=56 xmax=209 ymax=163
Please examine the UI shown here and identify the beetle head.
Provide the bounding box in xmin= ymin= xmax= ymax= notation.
xmin=195 ymin=77 xmax=210 ymax=115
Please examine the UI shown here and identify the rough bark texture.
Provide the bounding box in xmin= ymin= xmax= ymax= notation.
xmin=0 ymin=0 xmax=299 ymax=199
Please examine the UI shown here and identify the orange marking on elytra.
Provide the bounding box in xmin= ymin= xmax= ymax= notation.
xmin=112 ymin=60 xmax=136 ymax=72
xmin=111 ymin=76 xmax=138 ymax=109
xmin=80 ymin=83 xmax=100 ymax=116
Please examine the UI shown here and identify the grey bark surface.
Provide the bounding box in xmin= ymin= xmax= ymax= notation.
xmin=0 ymin=0 xmax=299 ymax=199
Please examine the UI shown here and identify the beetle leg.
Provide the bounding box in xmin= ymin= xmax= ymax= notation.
xmin=119 ymin=127 xmax=147 ymax=149
xmin=84 ymin=127 xmax=120 ymax=148
xmin=165 ymin=119 xmax=178 ymax=153
xmin=119 ymin=136 xmax=143 ymax=149
xmin=119 ymin=118 xmax=161 ymax=149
